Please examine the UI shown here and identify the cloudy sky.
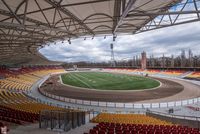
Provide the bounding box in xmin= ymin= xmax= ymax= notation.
xmin=39 ymin=21 xmax=200 ymax=63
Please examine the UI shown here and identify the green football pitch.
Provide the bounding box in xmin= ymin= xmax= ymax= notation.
xmin=61 ymin=72 xmax=160 ymax=90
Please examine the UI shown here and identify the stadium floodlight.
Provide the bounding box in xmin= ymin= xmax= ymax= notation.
xmin=113 ymin=35 xmax=116 ymax=41
xmin=68 ymin=39 xmax=71 ymax=44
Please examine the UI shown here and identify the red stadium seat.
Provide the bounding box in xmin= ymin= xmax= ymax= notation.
xmin=87 ymin=122 xmax=200 ymax=134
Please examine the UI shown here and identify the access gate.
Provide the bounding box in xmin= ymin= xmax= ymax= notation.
xmin=39 ymin=110 xmax=86 ymax=132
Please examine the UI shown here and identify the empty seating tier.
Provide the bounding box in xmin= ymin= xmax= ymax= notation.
xmin=185 ymin=72 xmax=200 ymax=80
xmin=92 ymin=113 xmax=172 ymax=125
xmin=86 ymin=122 xmax=200 ymax=134
xmin=0 ymin=66 xmax=65 ymax=92
xmin=0 ymin=105 xmax=39 ymax=124
xmin=160 ymin=70 xmax=186 ymax=76
xmin=0 ymin=66 xmax=69 ymax=125
xmin=0 ymin=89 xmax=65 ymax=114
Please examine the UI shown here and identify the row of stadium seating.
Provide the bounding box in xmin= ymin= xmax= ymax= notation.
xmin=0 ymin=105 xmax=38 ymax=124
xmin=105 ymin=68 xmax=185 ymax=76
xmin=185 ymin=72 xmax=200 ymax=80
xmin=86 ymin=122 xmax=199 ymax=134
xmin=142 ymin=69 xmax=161 ymax=74
xmin=0 ymin=66 xmax=65 ymax=78
xmin=0 ymin=66 xmax=65 ymax=92
xmin=0 ymin=90 xmax=65 ymax=113
xmin=0 ymin=66 xmax=68 ymax=127
xmin=91 ymin=113 xmax=172 ymax=125
xmin=159 ymin=70 xmax=186 ymax=76
xmin=104 ymin=68 xmax=200 ymax=79
xmin=0 ymin=89 xmax=66 ymax=126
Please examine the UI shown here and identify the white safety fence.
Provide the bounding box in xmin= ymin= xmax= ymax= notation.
xmin=27 ymin=71 xmax=200 ymax=111
xmin=147 ymin=110 xmax=200 ymax=121
xmin=40 ymin=88 xmax=200 ymax=109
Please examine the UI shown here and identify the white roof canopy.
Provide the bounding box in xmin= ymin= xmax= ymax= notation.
xmin=0 ymin=0 xmax=199 ymax=65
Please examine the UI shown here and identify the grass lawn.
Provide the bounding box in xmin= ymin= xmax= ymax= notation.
xmin=61 ymin=72 xmax=160 ymax=90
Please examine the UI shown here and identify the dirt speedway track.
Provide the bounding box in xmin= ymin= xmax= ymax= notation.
xmin=40 ymin=73 xmax=200 ymax=103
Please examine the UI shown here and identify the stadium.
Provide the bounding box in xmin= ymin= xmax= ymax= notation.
xmin=0 ymin=0 xmax=200 ymax=134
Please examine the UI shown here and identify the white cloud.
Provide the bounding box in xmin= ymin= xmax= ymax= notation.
xmin=39 ymin=21 xmax=200 ymax=62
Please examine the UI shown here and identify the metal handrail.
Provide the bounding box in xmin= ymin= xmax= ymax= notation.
xmin=147 ymin=110 xmax=200 ymax=121
xmin=38 ymin=88 xmax=200 ymax=109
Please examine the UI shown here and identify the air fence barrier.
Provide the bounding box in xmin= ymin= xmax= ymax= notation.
xmin=38 ymin=87 xmax=200 ymax=110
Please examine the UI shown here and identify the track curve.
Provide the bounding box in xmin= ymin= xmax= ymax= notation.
xmin=40 ymin=72 xmax=194 ymax=103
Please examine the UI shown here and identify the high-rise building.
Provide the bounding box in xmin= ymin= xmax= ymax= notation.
xmin=162 ymin=54 xmax=166 ymax=68
xmin=181 ymin=49 xmax=186 ymax=67
xmin=132 ymin=56 xmax=136 ymax=67
xmin=151 ymin=54 xmax=155 ymax=67
xmin=141 ymin=51 xmax=147 ymax=69
xmin=188 ymin=49 xmax=193 ymax=67
xmin=135 ymin=55 xmax=139 ymax=67
xmin=171 ymin=54 xmax=174 ymax=68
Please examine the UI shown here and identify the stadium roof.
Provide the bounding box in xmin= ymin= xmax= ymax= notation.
xmin=0 ymin=0 xmax=200 ymax=65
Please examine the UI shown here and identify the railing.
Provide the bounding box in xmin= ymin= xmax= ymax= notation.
xmin=147 ymin=110 xmax=200 ymax=128
xmin=147 ymin=110 xmax=200 ymax=121
xmin=39 ymin=88 xmax=200 ymax=109
xmin=28 ymin=71 xmax=200 ymax=111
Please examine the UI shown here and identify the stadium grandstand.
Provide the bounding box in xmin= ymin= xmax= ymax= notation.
xmin=1 ymin=0 xmax=200 ymax=134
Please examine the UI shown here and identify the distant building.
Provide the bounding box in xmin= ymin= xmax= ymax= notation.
xmin=151 ymin=54 xmax=155 ymax=67
xmin=171 ymin=55 xmax=174 ymax=68
xmin=132 ymin=56 xmax=136 ymax=67
xmin=162 ymin=54 xmax=166 ymax=68
xmin=181 ymin=49 xmax=186 ymax=67
xmin=141 ymin=51 xmax=147 ymax=70
xmin=188 ymin=49 xmax=193 ymax=67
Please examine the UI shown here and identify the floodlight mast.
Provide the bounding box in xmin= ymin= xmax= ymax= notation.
xmin=110 ymin=43 xmax=116 ymax=67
